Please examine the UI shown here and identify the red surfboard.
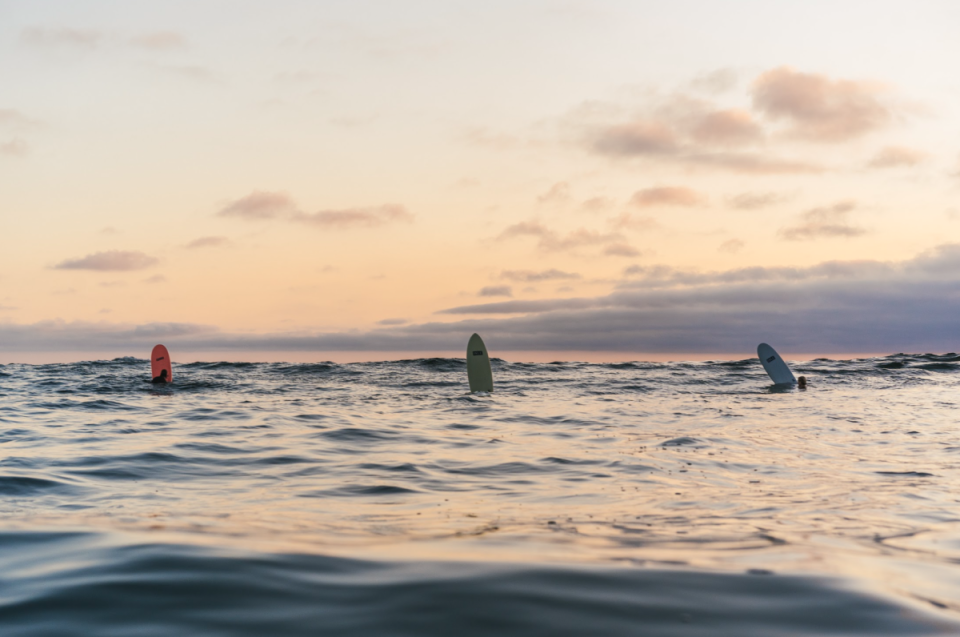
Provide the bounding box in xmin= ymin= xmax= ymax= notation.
xmin=151 ymin=344 xmax=173 ymax=382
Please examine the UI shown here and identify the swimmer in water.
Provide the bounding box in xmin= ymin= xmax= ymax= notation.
xmin=797 ymin=375 xmax=807 ymax=389
xmin=151 ymin=368 xmax=169 ymax=384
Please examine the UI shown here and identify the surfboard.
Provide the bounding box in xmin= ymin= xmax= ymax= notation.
xmin=757 ymin=342 xmax=795 ymax=385
xmin=151 ymin=344 xmax=173 ymax=382
xmin=466 ymin=333 xmax=493 ymax=393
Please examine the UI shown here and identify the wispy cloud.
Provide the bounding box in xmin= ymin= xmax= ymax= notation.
xmin=219 ymin=191 xmax=298 ymax=220
xmin=186 ymin=236 xmax=229 ymax=249
xmin=54 ymin=250 xmax=159 ymax=271
xmin=718 ymin=239 xmax=744 ymax=254
xmin=726 ymin=191 xmax=788 ymax=210
xmin=500 ymin=269 xmax=581 ymax=283
xmin=580 ymin=196 xmax=613 ymax=212
xmin=219 ymin=192 xmax=412 ymax=230
xmin=377 ymin=318 xmax=408 ymax=326
xmin=293 ymin=205 xmax=413 ymax=229
xmin=497 ymin=220 xmax=635 ymax=255
xmin=537 ymin=181 xmax=571 ymax=205
xmin=631 ymin=186 xmax=705 ymax=208
xmin=479 ymin=285 xmax=512 ymax=297
xmin=779 ymin=201 xmax=865 ymax=241
xmin=867 ymin=146 xmax=926 ymax=169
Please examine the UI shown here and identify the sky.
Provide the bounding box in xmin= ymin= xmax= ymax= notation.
xmin=2 ymin=0 xmax=960 ymax=361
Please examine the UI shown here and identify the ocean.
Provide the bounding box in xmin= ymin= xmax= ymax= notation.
xmin=1 ymin=354 xmax=959 ymax=635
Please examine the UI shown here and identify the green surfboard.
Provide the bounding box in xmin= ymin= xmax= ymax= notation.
xmin=466 ymin=333 xmax=493 ymax=393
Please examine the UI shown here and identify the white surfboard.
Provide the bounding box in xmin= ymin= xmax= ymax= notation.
xmin=466 ymin=333 xmax=493 ymax=393
xmin=757 ymin=343 xmax=796 ymax=385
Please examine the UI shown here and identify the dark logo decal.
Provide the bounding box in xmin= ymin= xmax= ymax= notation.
xmin=156 ymin=356 xmax=165 ymax=361
xmin=766 ymin=355 xmax=776 ymax=363
xmin=473 ymin=351 xmax=484 ymax=356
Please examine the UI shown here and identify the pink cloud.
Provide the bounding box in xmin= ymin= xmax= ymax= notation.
xmin=294 ymin=205 xmax=413 ymax=229
xmin=726 ymin=191 xmax=789 ymax=210
xmin=592 ymin=120 xmax=678 ymax=156
xmin=219 ymin=191 xmax=297 ymax=220
xmin=690 ymin=109 xmax=763 ymax=146
xmin=186 ymin=236 xmax=229 ymax=249
xmin=752 ymin=67 xmax=895 ymax=142
xmin=631 ymin=186 xmax=705 ymax=208
xmin=54 ymin=250 xmax=159 ymax=271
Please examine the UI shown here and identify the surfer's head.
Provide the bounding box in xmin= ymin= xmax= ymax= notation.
xmin=797 ymin=375 xmax=807 ymax=389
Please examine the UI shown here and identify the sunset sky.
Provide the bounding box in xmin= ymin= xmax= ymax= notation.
xmin=2 ymin=0 xmax=960 ymax=361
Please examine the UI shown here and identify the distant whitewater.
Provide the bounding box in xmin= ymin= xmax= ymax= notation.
xmin=1 ymin=355 xmax=959 ymax=635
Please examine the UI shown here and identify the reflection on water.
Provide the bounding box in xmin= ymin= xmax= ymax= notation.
xmin=1 ymin=355 xmax=959 ymax=634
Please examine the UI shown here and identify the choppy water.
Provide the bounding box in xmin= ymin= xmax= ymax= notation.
xmin=2 ymin=354 xmax=960 ymax=635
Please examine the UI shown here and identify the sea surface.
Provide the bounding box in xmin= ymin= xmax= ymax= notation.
xmin=2 ymin=354 xmax=960 ymax=635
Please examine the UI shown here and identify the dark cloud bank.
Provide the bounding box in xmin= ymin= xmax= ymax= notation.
xmin=7 ymin=246 xmax=960 ymax=355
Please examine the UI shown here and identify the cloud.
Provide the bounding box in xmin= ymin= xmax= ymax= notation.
xmin=579 ymin=68 xmax=892 ymax=171
xmin=479 ymin=285 xmax=513 ymax=297
xmin=612 ymin=213 xmax=659 ymax=231
xmin=537 ymin=182 xmax=571 ymax=204
xmin=752 ymin=67 xmax=895 ymax=142
xmin=591 ymin=119 xmax=679 ymax=156
xmin=293 ymin=205 xmax=413 ymax=229
xmin=500 ymin=269 xmax=581 ymax=283
xmin=603 ymin=243 xmax=642 ymax=257
xmin=726 ymin=191 xmax=788 ymax=210
xmin=689 ymin=109 xmax=763 ymax=146
xmin=631 ymin=186 xmax=705 ymax=208
xmin=719 ymin=239 xmax=744 ymax=254
xmin=220 ymin=193 xmax=413 ymax=230
xmin=580 ymin=196 xmax=613 ymax=212
xmin=186 ymin=236 xmax=229 ymax=249
xmin=779 ymin=201 xmax=865 ymax=241
xmin=0 ymin=139 xmax=27 ymax=157
xmin=130 ymin=31 xmax=185 ymax=50
xmin=54 ymin=250 xmax=159 ymax=271
xmin=377 ymin=318 xmax=408 ymax=326
xmin=144 ymin=275 xmax=167 ymax=284
xmin=219 ymin=191 xmax=297 ymax=220
xmin=867 ymin=146 xmax=926 ymax=168
xmin=13 ymin=245 xmax=960 ymax=354
xmin=497 ymin=221 xmax=634 ymax=254
xmin=685 ymin=152 xmax=822 ymax=174
xmin=21 ymin=27 xmax=102 ymax=49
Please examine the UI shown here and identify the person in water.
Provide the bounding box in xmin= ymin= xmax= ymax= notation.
xmin=151 ymin=368 xmax=169 ymax=384
xmin=797 ymin=375 xmax=807 ymax=389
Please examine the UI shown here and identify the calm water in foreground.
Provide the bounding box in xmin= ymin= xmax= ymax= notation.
xmin=1 ymin=355 xmax=960 ymax=635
